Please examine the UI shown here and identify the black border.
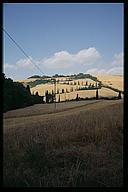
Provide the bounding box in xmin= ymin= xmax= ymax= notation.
xmin=1 ymin=0 xmax=126 ymax=190
xmin=1 ymin=2 xmax=3 ymax=189
xmin=124 ymin=1 xmax=128 ymax=189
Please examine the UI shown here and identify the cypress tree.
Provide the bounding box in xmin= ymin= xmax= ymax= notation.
xmin=62 ymin=89 xmax=64 ymax=93
xmin=45 ymin=90 xmax=49 ymax=103
xmin=76 ymin=94 xmax=79 ymax=101
xmin=96 ymin=88 xmax=99 ymax=100
xmin=118 ymin=91 xmax=121 ymax=99
xmin=26 ymin=85 xmax=31 ymax=95
xmin=51 ymin=90 xmax=54 ymax=103
xmin=58 ymin=94 xmax=60 ymax=102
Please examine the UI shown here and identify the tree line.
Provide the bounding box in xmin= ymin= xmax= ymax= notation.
xmin=3 ymin=73 xmax=43 ymax=112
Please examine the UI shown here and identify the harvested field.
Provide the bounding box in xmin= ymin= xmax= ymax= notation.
xmin=97 ymin=74 xmax=123 ymax=91
xmin=18 ymin=74 xmax=123 ymax=102
xmin=3 ymin=99 xmax=123 ymax=187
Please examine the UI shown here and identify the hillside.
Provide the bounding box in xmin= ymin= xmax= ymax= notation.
xmin=4 ymin=100 xmax=123 ymax=187
xmin=96 ymin=74 xmax=123 ymax=91
xmin=18 ymin=73 xmax=123 ymax=102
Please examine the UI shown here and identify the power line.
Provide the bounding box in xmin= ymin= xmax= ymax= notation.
xmin=3 ymin=28 xmax=58 ymax=108
xmin=3 ymin=28 xmax=45 ymax=75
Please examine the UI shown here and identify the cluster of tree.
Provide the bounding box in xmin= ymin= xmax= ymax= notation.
xmin=3 ymin=74 xmax=43 ymax=112
xmin=28 ymin=75 xmax=51 ymax=79
xmin=78 ymin=82 xmax=101 ymax=90
xmin=27 ymin=75 xmax=41 ymax=79
xmin=27 ymin=73 xmax=99 ymax=81
xmin=52 ymin=74 xmax=66 ymax=77
xmin=71 ymin=73 xmax=98 ymax=81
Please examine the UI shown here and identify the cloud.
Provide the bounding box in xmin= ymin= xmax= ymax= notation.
xmin=42 ymin=47 xmax=101 ymax=69
xmin=86 ymin=51 xmax=123 ymax=76
xmin=75 ymin=47 xmax=101 ymax=64
xmin=4 ymin=63 xmax=16 ymax=70
xmin=42 ymin=51 xmax=73 ymax=69
xmin=106 ymin=52 xmax=123 ymax=75
xmin=86 ymin=68 xmax=106 ymax=75
xmin=107 ymin=67 xmax=123 ymax=75
xmin=3 ymin=63 xmax=17 ymax=74
xmin=87 ymin=67 xmax=123 ymax=76
xmin=4 ymin=49 xmax=123 ymax=80
xmin=111 ymin=52 xmax=123 ymax=67
xmin=16 ymin=56 xmax=35 ymax=69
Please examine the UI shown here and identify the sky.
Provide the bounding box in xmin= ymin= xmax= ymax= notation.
xmin=3 ymin=3 xmax=124 ymax=80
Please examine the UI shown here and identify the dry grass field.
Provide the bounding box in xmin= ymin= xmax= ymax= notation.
xmin=18 ymin=74 xmax=123 ymax=102
xmin=3 ymin=99 xmax=123 ymax=187
xmin=96 ymin=74 xmax=123 ymax=91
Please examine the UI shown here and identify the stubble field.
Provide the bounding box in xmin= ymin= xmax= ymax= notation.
xmin=3 ymin=99 xmax=123 ymax=187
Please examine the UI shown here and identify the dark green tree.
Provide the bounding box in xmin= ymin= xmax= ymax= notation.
xmin=76 ymin=94 xmax=79 ymax=101
xmin=36 ymin=91 xmax=39 ymax=96
xmin=51 ymin=90 xmax=54 ymax=103
xmin=45 ymin=90 xmax=49 ymax=103
xmin=118 ymin=91 xmax=121 ymax=99
xmin=58 ymin=94 xmax=60 ymax=102
xmin=57 ymin=88 xmax=59 ymax=94
xmin=96 ymin=88 xmax=99 ymax=100
xmin=62 ymin=89 xmax=64 ymax=93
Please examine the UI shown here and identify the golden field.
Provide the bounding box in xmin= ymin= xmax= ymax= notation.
xmin=18 ymin=74 xmax=123 ymax=101
xmin=96 ymin=74 xmax=123 ymax=91
xmin=3 ymin=99 xmax=123 ymax=187
xmin=4 ymin=74 xmax=123 ymax=187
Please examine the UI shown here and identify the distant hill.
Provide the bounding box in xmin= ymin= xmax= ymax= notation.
xmin=27 ymin=75 xmax=51 ymax=79
xmin=28 ymin=75 xmax=41 ymax=79
xmin=18 ymin=73 xmax=123 ymax=100
xmin=22 ymin=73 xmax=100 ymax=88
xmin=27 ymin=73 xmax=99 ymax=81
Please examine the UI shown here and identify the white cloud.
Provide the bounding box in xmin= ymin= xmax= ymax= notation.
xmin=111 ymin=52 xmax=123 ymax=67
xmin=42 ymin=51 xmax=73 ymax=69
xmin=86 ymin=66 xmax=123 ymax=76
xmin=107 ymin=67 xmax=123 ymax=75
xmin=75 ymin=47 xmax=101 ymax=64
xmin=3 ymin=63 xmax=17 ymax=73
xmin=42 ymin=47 xmax=101 ymax=69
xmin=86 ymin=68 xmax=106 ymax=75
xmin=16 ymin=56 xmax=35 ymax=69
xmin=107 ymin=52 xmax=123 ymax=75
xmin=86 ymin=51 xmax=124 ymax=76
xmin=4 ymin=49 xmax=124 ymax=80
xmin=4 ymin=63 xmax=16 ymax=69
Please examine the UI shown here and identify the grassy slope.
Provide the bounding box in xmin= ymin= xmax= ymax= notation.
xmin=4 ymin=100 xmax=123 ymax=187
xmin=97 ymin=74 xmax=123 ymax=91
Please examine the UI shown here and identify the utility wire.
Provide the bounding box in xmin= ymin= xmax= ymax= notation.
xmin=3 ymin=28 xmax=45 ymax=75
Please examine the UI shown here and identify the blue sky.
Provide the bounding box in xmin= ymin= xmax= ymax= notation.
xmin=3 ymin=3 xmax=124 ymax=80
